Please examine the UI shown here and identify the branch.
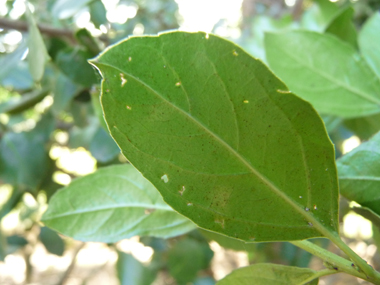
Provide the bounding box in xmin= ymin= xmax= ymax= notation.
xmin=0 ymin=17 xmax=76 ymax=42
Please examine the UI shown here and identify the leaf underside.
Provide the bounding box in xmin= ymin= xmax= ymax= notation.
xmin=92 ymin=31 xmax=339 ymax=242
xmin=42 ymin=164 xmax=195 ymax=242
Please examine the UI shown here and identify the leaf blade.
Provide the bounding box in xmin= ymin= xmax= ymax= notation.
xmin=92 ymin=32 xmax=339 ymax=242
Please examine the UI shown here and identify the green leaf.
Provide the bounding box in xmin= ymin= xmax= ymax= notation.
xmin=0 ymin=88 xmax=49 ymax=114
xmin=168 ymin=238 xmax=210 ymax=284
xmin=0 ymin=40 xmax=28 ymax=81
xmin=89 ymin=0 xmax=107 ymax=29
xmin=25 ymin=5 xmax=50 ymax=82
xmin=0 ymin=114 xmax=54 ymax=191
xmin=89 ymin=127 xmax=120 ymax=163
xmin=325 ymin=6 xmax=357 ymax=48
xmin=216 ymin=264 xmax=318 ymax=285
xmin=91 ymin=32 xmax=339 ymax=242
xmin=117 ymin=251 xmax=158 ymax=285
xmin=39 ymin=227 xmax=65 ymax=256
xmin=41 ymin=164 xmax=195 ymax=242
xmin=344 ymin=113 xmax=380 ymax=140
xmin=358 ymin=12 xmax=380 ymax=79
xmin=52 ymin=73 xmax=80 ymax=115
xmin=56 ymin=47 xmax=98 ymax=87
xmin=265 ymin=31 xmax=380 ymax=118
xmin=337 ymin=131 xmax=380 ymax=215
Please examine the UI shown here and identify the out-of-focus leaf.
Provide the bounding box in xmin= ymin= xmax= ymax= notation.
xmin=216 ymin=264 xmax=318 ymax=285
xmin=6 ymin=235 xmax=28 ymax=255
xmin=265 ymin=31 xmax=380 ymax=118
xmin=75 ymin=29 xmax=101 ymax=56
xmin=322 ymin=115 xmax=343 ymax=134
xmin=52 ymin=0 xmax=94 ymax=19
xmin=359 ymin=12 xmax=380 ymax=79
xmin=301 ymin=0 xmax=339 ymax=32
xmin=168 ymin=238 xmax=207 ymax=284
xmin=0 ymin=229 xmax=7 ymax=261
xmin=325 ymin=6 xmax=357 ymax=48
xmin=1 ymin=61 xmax=34 ymax=90
xmin=56 ymin=48 xmax=98 ymax=87
xmin=0 ymin=40 xmax=28 ymax=80
xmin=25 ymin=6 xmax=50 ymax=82
xmin=194 ymin=277 xmax=216 ymax=285
xmin=89 ymin=0 xmax=107 ymax=28
xmin=0 ymin=114 xmax=54 ymax=191
xmin=42 ymin=164 xmax=195 ymax=242
xmin=117 ymin=251 xmax=157 ymax=285
xmin=337 ymin=131 xmax=380 ymax=215
xmin=351 ymin=206 xmax=380 ymax=229
xmin=344 ymin=113 xmax=380 ymax=140
xmin=0 ymin=89 xmax=49 ymax=114
xmin=0 ymin=187 xmax=23 ymax=220
xmin=39 ymin=227 xmax=65 ymax=256
xmin=89 ymin=127 xmax=120 ymax=163
xmin=92 ymin=31 xmax=339 ymax=242
xmin=52 ymin=73 xmax=80 ymax=114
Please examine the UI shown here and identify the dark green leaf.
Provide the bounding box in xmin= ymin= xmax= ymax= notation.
xmin=0 ymin=89 xmax=49 ymax=115
xmin=56 ymin=48 xmax=98 ymax=87
xmin=52 ymin=73 xmax=80 ymax=114
xmin=91 ymin=31 xmax=339 ymax=242
xmin=75 ymin=29 xmax=101 ymax=56
xmin=89 ymin=0 xmax=107 ymax=29
xmin=216 ymin=264 xmax=318 ymax=285
xmin=0 ymin=114 xmax=54 ymax=191
xmin=359 ymin=12 xmax=380 ymax=79
xmin=117 ymin=251 xmax=157 ymax=285
xmin=42 ymin=164 xmax=195 ymax=242
xmin=344 ymin=113 xmax=380 ymax=140
xmin=325 ymin=6 xmax=357 ymax=48
xmin=337 ymin=131 xmax=380 ymax=215
xmin=265 ymin=31 xmax=380 ymax=118
xmin=39 ymin=227 xmax=65 ymax=256
xmin=25 ymin=6 xmax=50 ymax=82
xmin=89 ymin=127 xmax=120 ymax=163
xmin=168 ymin=238 xmax=207 ymax=284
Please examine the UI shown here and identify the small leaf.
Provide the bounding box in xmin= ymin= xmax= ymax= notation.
xmin=92 ymin=32 xmax=339 ymax=242
xmin=89 ymin=0 xmax=107 ymax=29
xmin=265 ymin=31 xmax=380 ymax=118
xmin=359 ymin=12 xmax=380 ymax=79
xmin=39 ymin=227 xmax=65 ymax=256
xmin=0 ymin=88 xmax=49 ymax=115
xmin=325 ymin=6 xmax=357 ymax=48
xmin=117 ymin=251 xmax=157 ymax=285
xmin=337 ymin=131 xmax=380 ymax=215
xmin=216 ymin=263 xmax=318 ymax=285
xmin=25 ymin=5 xmax=50 ymax=82
xmin=41 ymin=164 xmax=195 ymax=242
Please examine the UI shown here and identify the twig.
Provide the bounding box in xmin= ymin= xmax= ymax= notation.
xmin=0 ymin=17 xmax=76 ymax=42
xmin=56 ymin=242 xmax=85 ymax=285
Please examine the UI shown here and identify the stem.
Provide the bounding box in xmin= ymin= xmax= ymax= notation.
xmin=301 ymin=269 xmax=338 ymax=284
xmin=291 ymin=240 xmax=380 ymax=284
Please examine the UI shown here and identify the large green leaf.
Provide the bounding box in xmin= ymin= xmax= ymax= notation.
xmin=41 ymin=164 xmax=195 ymax=242
xmin=325 ymin=6 xmax=357 ymax=48
xmin=91 ymin=32 xmax=339 ymax=242
xmin=359 ymin=12 xmax=380 ymax=79
xmin=264 ymin=31 xmax=380 ymax=118
xmin=216 ymin=264 xmax=319 ymax=285
xmin=337 ymin=131 xmax=380 ymax=216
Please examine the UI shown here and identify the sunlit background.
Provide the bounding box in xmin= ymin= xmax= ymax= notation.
xmin=0 ymin=0 xmax=378 ymax=284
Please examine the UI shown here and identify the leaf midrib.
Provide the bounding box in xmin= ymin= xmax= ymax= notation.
xmin=95 ymin=61 xmax=327 ymax=232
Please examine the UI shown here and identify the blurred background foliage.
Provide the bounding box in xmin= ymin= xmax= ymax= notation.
xmin=0 ymin=0 xmax=379 ymax=284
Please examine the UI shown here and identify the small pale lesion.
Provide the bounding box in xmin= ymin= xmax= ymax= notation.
xmin=232 ymin=50 xmax=239 ymax=56
xmin=120 ymin=73 xmax=127 ymax=86
xmin=277 ymin=89 xmax=291 ymax=94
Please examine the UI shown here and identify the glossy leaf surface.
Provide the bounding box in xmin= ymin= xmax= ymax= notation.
xmin=92 ymin=32 xmax=339 ymax=242
xmin=42 ymin=164 xmax=195 ymax=242
xmin=337 ymin=131 xmax=380 ymax=216
xmin=325 ymin=6 xmax=357 ymax=47
xmin=265 ymin=31 xmax=380 ymax=118
xmin=216 ymin=263 xmax=318 ymax=285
